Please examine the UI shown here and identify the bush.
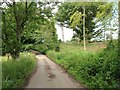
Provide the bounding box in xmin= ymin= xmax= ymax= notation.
xmin=21 ymin=44 xmax=34 ymax=51
xmin=2 ymin=52 xmax=37 ymax=88
xmin=33 ymin=42 xmax=60 ymax=54
xmin=34 ymin=44 xmax=48 ymax=54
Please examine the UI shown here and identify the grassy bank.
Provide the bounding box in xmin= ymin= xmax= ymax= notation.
xmin=47 ymin=42 xmax=120 ymax=88
xmin=2 ymin=52 xmax=37 ymax=88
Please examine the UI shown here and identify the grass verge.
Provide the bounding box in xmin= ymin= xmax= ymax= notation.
xmin=46 ymin=43 xmax=120 ymax=88
xmin=2 ymin=52 xmax=37 ymax=88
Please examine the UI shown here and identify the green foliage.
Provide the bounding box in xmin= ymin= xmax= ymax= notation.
xmin=2 ymin=2 xmax=37 ymax=58
xmin=28 ymin=18 xmax=60 ymax=54
xmin=47 ymin=42 xmax=120 ymax=88
xmin=96 ymin=3 xmax=113 ymax=21
xmin=21 ymin=44 xmax=34 ymax=51
xmin=105 ymin=40 xmax=118 ymax=50
xmin=56 ymin=2 xmax=103 ymax=41
xmin=2 ymin=52 xmax=37 ymax=88
xmin=70 ymin=11 xmax=83 ymax=29
xmin=2 ymin=2 xmax=59 ymax=57
xmin=95 ymin=2 xmax=114 ymax=41
xmin=56 ymin=2 xmax=75 ymax=25
xmin=20 ymin=3 xmax=59 ymax=54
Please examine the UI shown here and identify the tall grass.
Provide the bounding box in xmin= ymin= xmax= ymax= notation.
xmin=47 ymin=42 xmax=120 ymax=88
xmin=2 ymin=52 xmax=37 ymax=88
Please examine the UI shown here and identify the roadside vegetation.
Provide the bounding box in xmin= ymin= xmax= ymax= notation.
xmin=47 ymin=41 xmax=120 ymax=88
xmin=2 ymin=52 xmax=37 ymax=88
xmin=1 ymin=1 xmax=120 ymax=89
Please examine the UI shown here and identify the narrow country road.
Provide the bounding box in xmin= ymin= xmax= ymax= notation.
xmin=25 ymin=54 xmax=84 ymax=88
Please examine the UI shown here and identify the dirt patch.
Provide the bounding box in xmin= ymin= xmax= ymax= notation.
xmin=44 ymin=59 xmax=56 ymax=81
xmin=48 ymin=72 xmax=56 ymax=81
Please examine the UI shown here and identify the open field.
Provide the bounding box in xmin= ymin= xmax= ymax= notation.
xmin=60 ymin=42 xmax=106 ymax=52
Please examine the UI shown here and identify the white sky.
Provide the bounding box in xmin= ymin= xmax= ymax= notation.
xmin=55 ymin=24 xmax=74 ymax=42
xmin=55 ymin=22 xmax=118 ymax=42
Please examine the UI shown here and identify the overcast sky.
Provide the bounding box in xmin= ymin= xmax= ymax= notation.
xmin=55 ymin=24 xmax=74 ymax=42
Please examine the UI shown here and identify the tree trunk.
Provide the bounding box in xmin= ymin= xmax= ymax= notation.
xmin=109 ymin=16 xmax=112 ymax=41
xmin=77 ymin=38 xmax=80 ymax=45
xmin=118 ymin=1 xmax=120 ymax=60
xmin=15 ymin=33 xmax=21 ymax=59
xmin=11 ymin=1 xmax=22 ymax=59
xmin=103 ymin=25 xmax=106 ymax=42
xmin=61 ymin=23 xmax=64 ymax=42
xmin=14 ymin=21 xmax=22 ymax=59
xmin=11 ymin=28 xmax=21 ymax=60
xmin=83 ymin=5 xmax=86 ymax=50
xmin=8 ymin=1 xmax=33 ymax=59
xmin=110 ymin=30 xmax=112 ymax=41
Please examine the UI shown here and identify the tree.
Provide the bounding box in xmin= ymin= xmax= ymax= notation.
xmin=96 ymin=2 xmax=113 ymax=41
xmin=2 ymin=1 xmax=59 ymax=59
xmin=70 ymin=5 xmax=86 ymax=50
xmin=83 ymin=5 xmax=86 ymax=50
xmin=56 ymin=2 xmax=104 ymax=45
xmin=70 ymin=11 xmax=83 ymax=44
xmin=19 ymin=2 xmax=59 ymax=54
xmin=70 ymin=2 xmax=104 ymax=50
xmin=2 ymin=1 xmax=36 ymax=59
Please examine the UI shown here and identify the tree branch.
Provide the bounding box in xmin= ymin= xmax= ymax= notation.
xmin=20 ymin=2 xmax=34 ymax=32
xmin=4 ymin=1 xmax=12 ymax=7
xmin=10 ymin=25 xmax=16 ymax=31
xmin=13 ymin=1 xmax=17 ymax=23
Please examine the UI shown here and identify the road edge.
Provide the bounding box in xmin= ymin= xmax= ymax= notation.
xmin=45 ymin=54 xmax=87 ymax=88
xmin=21 ymin=58 xmax=38 ymax=88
